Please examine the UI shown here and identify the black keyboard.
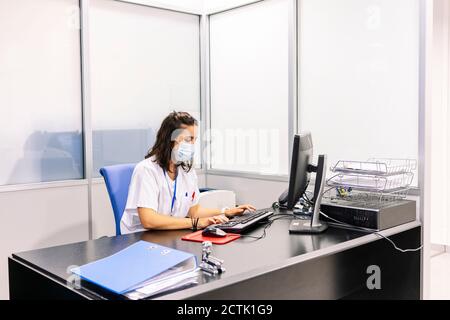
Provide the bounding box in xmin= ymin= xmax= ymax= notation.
xmin=216 ymin=209 xmax=274 ymax=233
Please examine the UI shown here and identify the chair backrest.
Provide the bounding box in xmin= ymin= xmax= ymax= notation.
xmin=99 ymin=163 xmax=136 ymax=236
xmin=198 ymin=190 xmax=235 ymax=209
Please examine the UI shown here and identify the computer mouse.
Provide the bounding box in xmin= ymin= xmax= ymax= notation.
xmin=202 ymin=226 xmax=227 ymax=237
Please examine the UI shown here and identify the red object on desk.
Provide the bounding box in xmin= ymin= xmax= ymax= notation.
xmin=181 ymin=230 xmax=240 ymax=245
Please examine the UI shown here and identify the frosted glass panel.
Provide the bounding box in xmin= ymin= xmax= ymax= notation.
xmin=209 ymin=0 xmax=289 ymax=175
xmin=298 ymin=0 xmax=419 ymax=184
xmin=0 ymin=0 xmax=83 ymax=185
xmin=90 ymin=0 xmax=201 ymax=176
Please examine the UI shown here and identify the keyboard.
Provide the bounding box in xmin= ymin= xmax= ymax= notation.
xmin=215 ymin=209 xmax=274 ymax=233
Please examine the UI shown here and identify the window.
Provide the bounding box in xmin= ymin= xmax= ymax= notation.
xmin=0 ymin=0 xmax=83 ymax=185
xmin=209 ymin=0 xmax=290 ymax=175
xmin=90 ymin=0 xmax=201 ymax=176
xmin=298 ymin=0 xmax=420 ymax=184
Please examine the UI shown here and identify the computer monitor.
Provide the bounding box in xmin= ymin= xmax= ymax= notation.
xmin=286 ymin=133 xmax=313 ymax=210
xmin=285 ymin=133 xmax=328 ymax=234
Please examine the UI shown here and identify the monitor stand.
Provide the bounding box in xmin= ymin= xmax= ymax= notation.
xmin=289 ymin=155 xmax=328 ymax=234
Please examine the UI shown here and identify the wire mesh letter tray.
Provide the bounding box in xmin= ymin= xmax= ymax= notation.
xmin=326 ymin=158 xmax=417 ymax=202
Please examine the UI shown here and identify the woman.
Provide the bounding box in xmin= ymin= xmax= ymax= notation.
xmin=120 ymin=111 xmax=255 ymax=234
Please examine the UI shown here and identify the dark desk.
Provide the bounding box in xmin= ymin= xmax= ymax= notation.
xmin=9 ymin=212 xmax=421 ymax=300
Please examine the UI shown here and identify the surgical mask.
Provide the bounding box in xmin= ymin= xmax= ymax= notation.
xmin=174 ymin=142 xmax=195 ymax=163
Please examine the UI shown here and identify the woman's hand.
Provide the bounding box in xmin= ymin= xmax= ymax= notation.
xmin=197 ymin=215 xmax=229 ymax=229
xmin=225 ymin=204 xmax=256 ymax=217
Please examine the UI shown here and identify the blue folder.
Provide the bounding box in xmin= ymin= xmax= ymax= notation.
xmin=71 ymin=240 xmax=197 ymax=295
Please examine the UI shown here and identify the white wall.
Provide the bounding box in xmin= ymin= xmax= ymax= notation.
xmin=0 ymin=185 xmax=89 ymax=299
xmin=204 ymin=0 xmax=260 ymax=13
xmin=90 ymin=1 xmax=264 ymax=15
xmin=120 ymin=0 xmax=203 ymax=12
xmin=121 ymin=0 xmax=258 ymax=13
xmin=91 ymin=180 xmax=116 ymax=238
xmin=430 ymin=0 xmax=450 ymax=246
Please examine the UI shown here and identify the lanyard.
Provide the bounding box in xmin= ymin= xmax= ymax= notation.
xmin=164 ymin=170 xmax=177 ymax=213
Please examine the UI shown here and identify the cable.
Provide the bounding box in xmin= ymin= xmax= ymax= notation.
xmin=239 ymin=218 xmax=277 ymax=240
xmin=321 ymin=186 xmax=336 ymax=197
xmin=302 ymin=194 xmax=313 ymax=206
xmin=320 ymin=212 xmax=374 ymax=233
xmin=271 ymin=212 xmax=295 ymax=218
xmin=303 ymin=186 xmax=335 ymax=207
xmin=239 ymin=215 xmax=293 ymax=241
xmin=319 ymin=211 xmax=422 ymax=253
xmin=373 ymin=232 xmax=423 ymax=253
xmin=238 ymin=221 xmax=272 ymax=240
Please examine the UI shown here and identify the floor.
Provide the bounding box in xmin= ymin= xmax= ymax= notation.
xmin=430 ymin=252 xmax=450 ymax=299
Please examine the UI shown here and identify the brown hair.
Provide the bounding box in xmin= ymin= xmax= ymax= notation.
xmin=145 ymin=111 xmax=198 ymax=173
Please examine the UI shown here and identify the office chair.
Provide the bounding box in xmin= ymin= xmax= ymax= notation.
xmin=100 ymin=163 xmax=136 ymax=236
xmin=100 ymin=163 xmax=217 ymax=236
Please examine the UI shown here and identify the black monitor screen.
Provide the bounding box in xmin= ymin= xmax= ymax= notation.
xmin=287 ymin=133 xmax=313 ymax=210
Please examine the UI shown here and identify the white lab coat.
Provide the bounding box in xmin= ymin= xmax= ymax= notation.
xmin=120 ymin=157 xmax=200 ymax=234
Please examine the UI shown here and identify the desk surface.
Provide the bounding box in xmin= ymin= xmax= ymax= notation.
xmin=11 ymin=211 xmax=421 ymax=299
